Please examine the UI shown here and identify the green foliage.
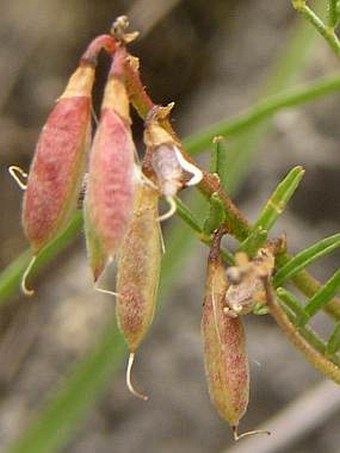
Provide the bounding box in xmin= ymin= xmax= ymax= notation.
xmin=303 ymin=269 xmax=340 ymax=322
xmin=203 ymin=193 xmax=226 ymax=235
xmin=273 ymin=233 xmax=340 ymax=286
xmin=327 ymin=322 xmax=340 ymax=356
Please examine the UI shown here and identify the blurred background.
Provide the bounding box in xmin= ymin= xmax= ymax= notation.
xmin=0 ymin=0 xmax=339 ymax=452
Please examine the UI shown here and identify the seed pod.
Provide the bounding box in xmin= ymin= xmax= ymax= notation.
xmin=22 ymin=35 xmax=116 ymax=255
xmin=84 ymin=47 xmax=136 ymax=280
xmin=22 ymin=64 xmax=94 ymax=254
xmin=19 ymin=35 xmax=116 ymax=294
xmin=116 ymin=181 xmax=161 ymax=399
xmin=201 ymin=234 xmax=249 ymax=433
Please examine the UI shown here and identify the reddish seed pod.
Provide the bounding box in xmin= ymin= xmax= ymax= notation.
xmin=22 ymin=64 xmax=94 ymax=254
xmin=22 ymin=35 xmax=116 ymax=256
xmin=201 ymin=235 xmax=250 ymax=433
xmin=85 ymin=47 xmax=136 ymax=280
xmin=116 ymin=181 xmax=161 ymax=399
xmin=19 ymin=35 xmax=116 ymax=294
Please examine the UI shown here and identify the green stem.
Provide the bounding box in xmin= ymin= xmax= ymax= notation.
xmin=184 ymin=73 xmax=340 ymax=153
xmin=0 ymin=212 xmax=82 ymax=302
xmin=264 ymin=278 xmax=340 ymax=384
xmin=292 ymin=0 xmax=340 ymax=55
xmin=8 ymin=321 xmax=125 ymax=453
xmin=175 ymin=196 xmax=234 ymax=264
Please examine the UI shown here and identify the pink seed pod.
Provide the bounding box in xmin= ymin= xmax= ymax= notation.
xmin=116 ymin=181 xmax=161 ymax=399
xmin=22 ymin=35 xmax=116 ymax=256
xmin=22 ymin=65 xmax=94 ymax=254
xmin=84 ymin=47 xmax=136 ymax=280
xmin=201 ymin=232 xmax=250 ymax=435
xmin=19 ymin=35 xmax=117 ymax=294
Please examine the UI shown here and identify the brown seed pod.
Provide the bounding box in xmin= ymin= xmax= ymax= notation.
xmin=116 ymin=181 xmax=161 ymax=399
xmin=84 ymin=47 xmax=136 ymax=280
xmin=201 ymin=236 xmax=250 ymax=433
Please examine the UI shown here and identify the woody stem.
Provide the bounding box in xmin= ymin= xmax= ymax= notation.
xmin=263 ymin=277 xmax=340 ymax=383
xmin=122 ymin=50 xmax=340 ymax=321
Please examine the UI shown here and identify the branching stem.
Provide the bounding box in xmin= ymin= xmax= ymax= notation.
xmin=122 ymin=50 xmax=340 ymax=322
xmin=264 ymin=278 xmax=340 ymax=384
xmin=292 ymin=1 xmax=340 ymax=56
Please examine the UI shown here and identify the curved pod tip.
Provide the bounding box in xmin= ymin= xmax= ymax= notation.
xmin=21 ymin=256 xmax=37 ymax=296
xmin=126 ymin=352 xmax=149 ymax=401
xmin=232 ymin=425 xmax=271 ymax=441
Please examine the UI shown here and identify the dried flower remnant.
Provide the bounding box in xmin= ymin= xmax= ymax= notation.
xmin=225 ymin=248 xmax=275 ymax=317
xmin=116 ymin=181 xmax=161 ymax=400
xmin=84 ymin=46 xmax=137 ymax=281
xmin=17 ymin=35 xmax=117 ymax=295
xmin=143 ymin=105 xmax=203 ymax=220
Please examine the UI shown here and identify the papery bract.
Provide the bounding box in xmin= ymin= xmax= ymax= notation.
xmin=144 ymin=106 xmax=202 ymax=201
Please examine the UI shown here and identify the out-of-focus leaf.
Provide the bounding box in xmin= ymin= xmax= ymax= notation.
xmin=273 ymin=233 xmax=340 ymax=286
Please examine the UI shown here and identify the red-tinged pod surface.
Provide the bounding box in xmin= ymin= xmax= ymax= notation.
xmin=201 ymin=254 xmax=250 ymax=430
xmin=85 ymin=107 xmax=135 ymax=276
xmin=84 ymin=48 xmax=136 ymax=279
xmin=116 ymin=183 xmax=161 ymax=353
xmin=23 ymin=65 xmax=94 ymax=253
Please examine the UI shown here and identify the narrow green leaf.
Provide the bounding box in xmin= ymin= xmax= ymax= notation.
xmin=303 ymin=269 xmax=340 ymax=321
xmin=8 ymin=321 xmax=125 ymax=453
xmin=292 ymin=0 xmax=340 ymax=56
xmin=273 ymin=233 xmax=340 ymax=286
xmin=203 ymin=193 xmax=226 ymax=235
xmin=184 ymin=74 xmax=340 ymax=156
xmin=220 ymin=248 xmax=235 ymax=265
xmin=326 ymin=322 xmax=340 ymax=355
xmin=8 ymin=194 xmax=202 ymax=453
xmin=210 ymin=137 xmax=229 ymax=191
xmin=252 ymin=303 xmax=269 ymax=315
xmin=276 ymin=287 xmax=309 ymax=324
xmin=328 ymin=0 xmax=339 ymax=27
xmin=0 ymin=212 xmax=83 ymax=303
xmin=276 ymin=295 xmax=337 ymax=360
xmin=252 ymin=166 xmax=305 ymax=233
xmin=240 ymin=226 xmax=268 ymax=257
xmin=174 ymin=196 xmax=203 ymax=235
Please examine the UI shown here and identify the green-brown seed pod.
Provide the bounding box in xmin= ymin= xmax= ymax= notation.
xmin=201 ymin=232 xmax=250 ymax=433
xmin=116 ymin=181 xmax=161 ymax=399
